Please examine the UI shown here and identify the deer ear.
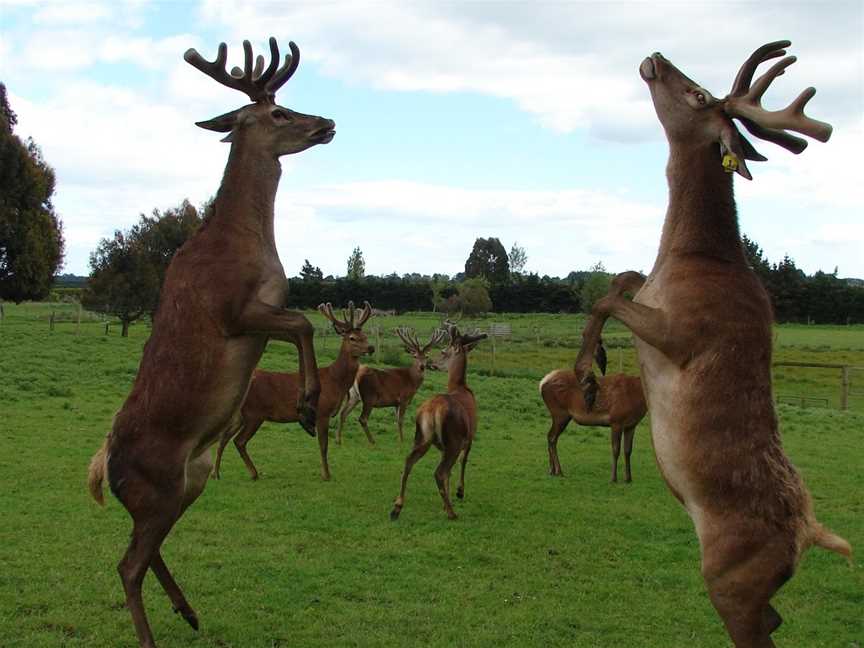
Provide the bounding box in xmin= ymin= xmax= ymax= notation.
xmin=195 ymin=107 xmax=243 ymax=133
xmin=719 ymin=123 xmax=753 ymax=181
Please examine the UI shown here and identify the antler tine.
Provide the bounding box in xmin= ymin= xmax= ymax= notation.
xmin=725 ymin=42 xmax=833 ymax=146
xmin=344 ymin=301 xmax=356 ymax=329
xmin=354 ymin=301 xmax=373 ymax=329
xmin=265 ymin=41 xmax=300 ymax=95
xmin=424 ymin=327 xmax=448 ymax=353
xmin=729 ymin=40 xmax=790 ymax=97
xmin=256 ymin=38 xmax=280 ymax=83
xmin=317 ymin=302 xmax=336 ymax=323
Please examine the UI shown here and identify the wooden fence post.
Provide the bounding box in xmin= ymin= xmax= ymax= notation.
xmin=490 ymin=333 xmax=496 ymax=376
xmin=49 ymin=311 xmax=55 ymax=331
xmin=841 ymin=366 xmax=850 ymax=411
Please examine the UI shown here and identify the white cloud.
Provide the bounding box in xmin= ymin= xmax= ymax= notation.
xmin=272 ymin=180 xmax=664 ymax=278
xmin=198 ymin=0 xmax=863 ymax=138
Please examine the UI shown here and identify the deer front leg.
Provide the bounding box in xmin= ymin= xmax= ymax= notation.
xmin=238 ymin=301 xmax=320 ymax=434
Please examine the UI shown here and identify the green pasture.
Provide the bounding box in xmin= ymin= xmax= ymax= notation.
xmin=0 ymin=303 xmax=861 ymax=647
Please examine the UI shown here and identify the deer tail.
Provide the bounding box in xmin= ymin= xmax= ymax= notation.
xmin=811 ymin=521 xmax=852 ymax=565
xmin=87 ymin=440 xmax=109 ymax=506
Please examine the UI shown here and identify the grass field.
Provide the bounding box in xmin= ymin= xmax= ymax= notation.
xmin=1 ymin=303 xmax=862 ymax=647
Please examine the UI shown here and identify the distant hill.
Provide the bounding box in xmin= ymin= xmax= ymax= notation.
xmin=844 ymin=277 xmax=864 ymax=287
xmin=54 ymin=274 xmax=88 ymax=288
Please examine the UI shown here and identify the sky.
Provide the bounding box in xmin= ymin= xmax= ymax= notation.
xmin=1 ymin=0 xmax=862 ymax=279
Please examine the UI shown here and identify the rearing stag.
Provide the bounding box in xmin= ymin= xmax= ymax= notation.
xmin=86 ymin=38 xmax=334 ymax=648
xmin=575 ymin=41 xmax=849 ymax=647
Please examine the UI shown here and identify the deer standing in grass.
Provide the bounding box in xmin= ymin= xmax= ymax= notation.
xmin=337 ymin=327 xmax=447 ymax=445
xmin=214 ymin=301 xmax=373 ymax=481
xmin=541 ymin=339 xmax=647 ymax=482
xmin=86 ymin=38 xmax=334 ymax=648
xmin=574 ymin=41 xmax=850 ymax=647
xmin=390 ymin=323 xmax=487 ymax=521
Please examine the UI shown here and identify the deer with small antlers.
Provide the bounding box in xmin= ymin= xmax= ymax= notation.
xmin=541 ymin=339 xmax=647 ymax=482
xmin=86 ymin=38 xmax=334 ymax=648
xmin=390 ymin=322 xmax=487 ymax=521
xmin=214 ymin=301 xmax=374 ymax=481
xmin=574 ymin=41 xmax=850 ymax=647
xmin=337 ymin=326 xmax=447 ymax=445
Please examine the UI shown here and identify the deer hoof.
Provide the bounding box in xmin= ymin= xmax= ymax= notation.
xmin=174 ymin=606 xmax=199 ymax=631
xmin=390 ymin=508 xmax=401 ymax=521
xmin=456 ymin=487 xmax=464 ymax=500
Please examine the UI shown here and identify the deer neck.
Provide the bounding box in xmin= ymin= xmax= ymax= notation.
xmin=210 ymin=143 xmax=282 ymax=250
xmin=654 ymin=142 xmax=746 ymax=270
xmin=447 ymin=352 xmax=469 ymax=391
xmin=331 ymin=342 xmax=360 ymax=388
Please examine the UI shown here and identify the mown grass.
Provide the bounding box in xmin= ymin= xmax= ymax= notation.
xmin=0 ymin=303 xmax=862 ymax=647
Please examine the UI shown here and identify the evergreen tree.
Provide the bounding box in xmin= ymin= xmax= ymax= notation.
xmin=464 ymin=237 xmax=510 ymax=284
xmin=346 ymin=246 xmax=365 ymax=280
xmin=300 ymin=259 xmax=323 ymax=281
xmin=0 ymin=83 xmax=65 ymax=302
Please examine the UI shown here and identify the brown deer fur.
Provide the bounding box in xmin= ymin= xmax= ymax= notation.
xmin=86 ymin=38 xmax=333 ymax=648
xmin=337 ymin=327 xmax=446 ymax=445
xmin=390 ymin=323 xmax=487 ymax=521
xmin=574 ymin=42 xmax=849 ymax=647
xmin=541 ymin=341 xmax=647 ymax=482
xmin=213 ymin=302 xmax=373 ymax=481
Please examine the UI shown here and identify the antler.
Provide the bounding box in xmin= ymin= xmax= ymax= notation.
xmin=318 ymin=301 xmax=372 ymax=334
xmin=394 ymin=327 xmax=421 ymax=353
xmin=184 ymin=37 xmax=300 ymax=104
xmin=422 ymin=328 xmax=448 ymax=354
xmin=725 ymin=40 xmax=832 ymax=152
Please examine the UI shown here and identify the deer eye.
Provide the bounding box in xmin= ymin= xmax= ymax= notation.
xmin=694 ymin=91 xmax=706 ymax=105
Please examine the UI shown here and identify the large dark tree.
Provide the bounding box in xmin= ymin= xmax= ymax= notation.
xmin=82 ymin=199 xmax=203 ymax=335
xmin=741 ymin=234 xmax=771 ymax=286
xmin=0 ymin=83 xmax=65 ymax=302
xmin=464 ymin=237 xmax=509 ymax=284
xmin=300 ymin=259 xmax=323 ymax=281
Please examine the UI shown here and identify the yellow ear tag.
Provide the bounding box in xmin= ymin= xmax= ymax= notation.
xmin=722 ymin=153 xmax=739 ymax=173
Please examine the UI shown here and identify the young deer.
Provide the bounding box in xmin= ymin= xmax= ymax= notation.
xmin=86 ymin=38 xmax=333 ymax=648
xmin=337 ymin=326 xmax=447 ymax=445
xmin=575 ymin=42 xmax=849 ymax=647
xmin=541 ymin=339 xmax=647 ymax=482
xmin=390 ymin=323 xmax=487 ymax=521
xmin=214 ymin=301 xmax=373 ymax=481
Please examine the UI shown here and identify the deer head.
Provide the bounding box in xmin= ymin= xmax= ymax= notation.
xmin=185 ymin=37 xmax=335 ymax=157
xmin=318 ymin=301 xmax=374 ymax=358
xmin=639 ymin=40 xmax=832 ymax=179
xmin=430 ymin=321 xmax=488 ymax=371
xmin=394 ymin=327 xmax=448 ymax=371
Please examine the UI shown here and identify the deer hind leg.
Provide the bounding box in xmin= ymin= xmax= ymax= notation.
xmin=547 ymin=415 xmax=570 ymax=477
xmin=456 ymin=441 xmax=472 ymax=500
xmin=702 ymin=533 xmax=794 ymax=648
xmin=622 ymin=426 xmax=636 ymax=483
xmin=435 ymin=441 xmax=462 ymax=520
xmin=337 ymin=388 xmax=360 ymax=445
xmin=396 ymin=403 xmax=407 ymax=443
xmin=149 ymin=451 xmax=212 ymax=632
xmin=233 ymin=418 xmax=263 ymax=481
xmin=359 ymin=402 xmax=376 ymax=446
xmin=111 ymin=460 xmax=186 ymax=648
xmin=390 ymin=437 xmax=431 ymax=520
xmin=610 ymin=425 xmax=623 ymax=483
xmin=212 ymin=417 xmax=242 ymax=480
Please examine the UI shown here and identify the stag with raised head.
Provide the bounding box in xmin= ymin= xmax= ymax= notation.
xmin=337 ymin=326 xmax=447 ymax=445
xmin=85 ymin=38 xmax=334 ymax=648
xmin=574 ymin=41 xmax=849 ymax=647
xmin=390 ymin=322 xmax=487 ymax=521
xmin=541 ymin=339 xmax=647 ymax=482
xmin=214 ymin=301 xmax=374 ymax=481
